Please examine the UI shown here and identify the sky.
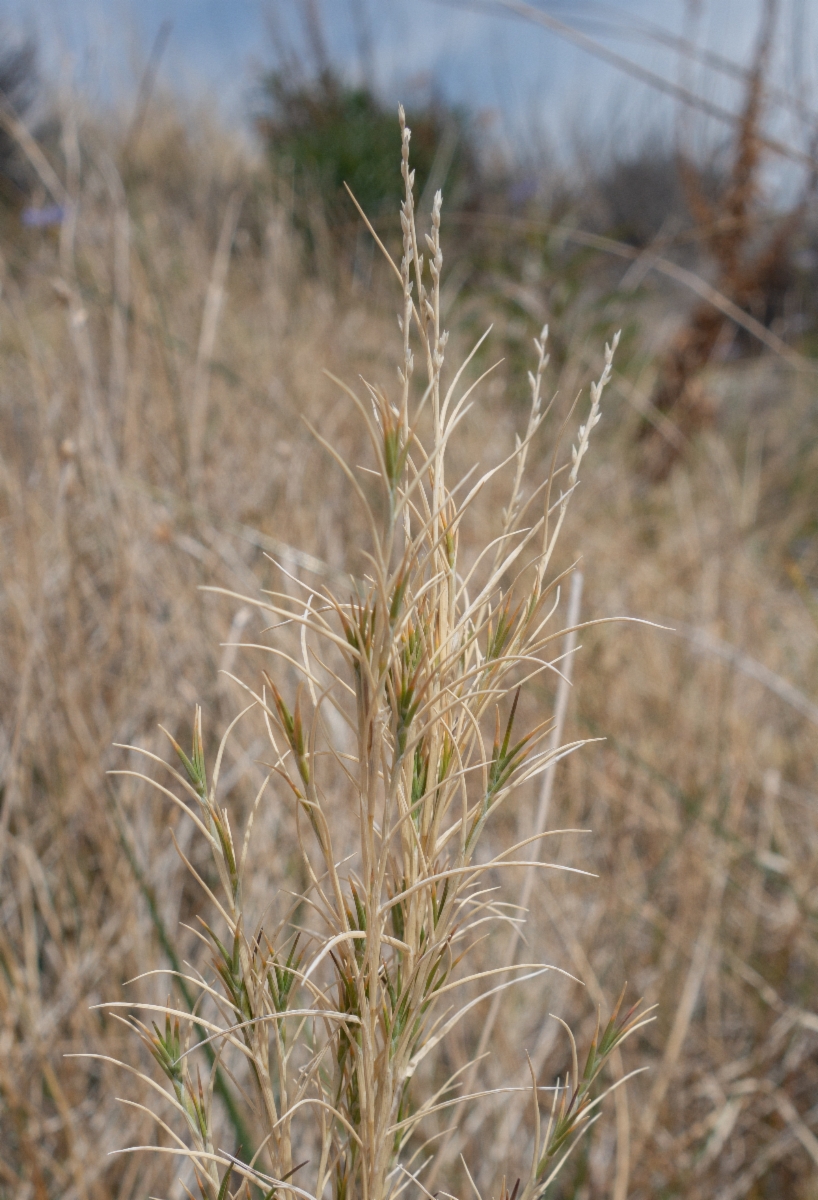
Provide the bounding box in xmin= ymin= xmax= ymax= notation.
xmin=2 ymin=0 xmax=817 ymax=163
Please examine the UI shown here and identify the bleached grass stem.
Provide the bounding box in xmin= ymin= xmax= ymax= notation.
xmin=106 ymin=111 xmax=641 ymax=1200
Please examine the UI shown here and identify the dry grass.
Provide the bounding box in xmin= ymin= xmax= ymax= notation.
xmin=2 ymin=97 xmax=818 ymax=1200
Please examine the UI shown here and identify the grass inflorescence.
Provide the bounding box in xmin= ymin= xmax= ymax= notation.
xmin=99 ymin=108 xmax=648 ymax=1200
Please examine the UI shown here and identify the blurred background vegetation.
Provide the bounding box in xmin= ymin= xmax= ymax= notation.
xmin=0 ymin=39 xmax=38 ymax=205
xmin=3 ymin=2 xmax=818 ymax=1199
xmin=258 ymin=68 xmax=479 ymax=225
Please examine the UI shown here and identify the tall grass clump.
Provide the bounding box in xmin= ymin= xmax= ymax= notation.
xmin=99 ymin=108 xmax=648 ymax=1200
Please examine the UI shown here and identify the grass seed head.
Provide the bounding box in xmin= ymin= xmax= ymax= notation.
xmin=106 ymin=107 xmax=631 ymax=1200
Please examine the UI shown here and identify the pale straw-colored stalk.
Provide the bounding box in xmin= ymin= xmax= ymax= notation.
xmin=100 ymin=107 xmax=648 ymax=1200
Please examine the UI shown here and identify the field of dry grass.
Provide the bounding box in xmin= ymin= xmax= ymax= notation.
xmin=2 ymin=99 xmax=818 ymax=1200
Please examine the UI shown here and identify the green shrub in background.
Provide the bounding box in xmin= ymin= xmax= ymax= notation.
xmin=258 ymin=69 xmax=479 ymax=230
xmin=0 ymin=37 xmax=38 ymax=205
